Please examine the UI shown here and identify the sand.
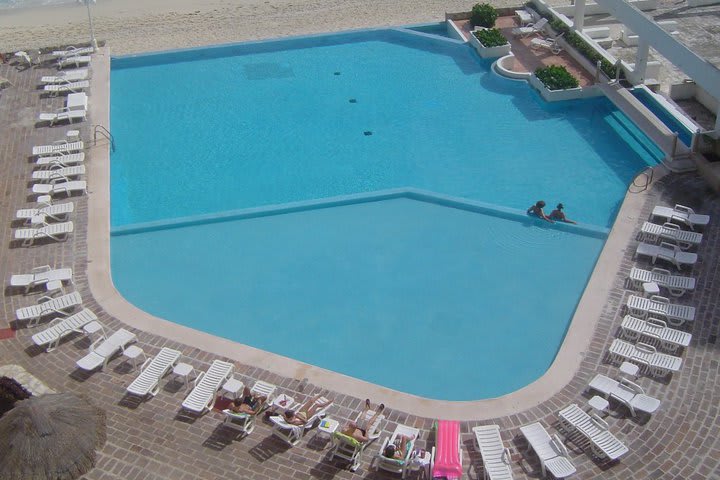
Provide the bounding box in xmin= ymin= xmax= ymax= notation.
xmin=0 ymin=0 xmax=521 ymax=56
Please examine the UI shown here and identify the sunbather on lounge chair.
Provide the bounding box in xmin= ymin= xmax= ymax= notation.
xmin=229 ymin=386 xmax=267 ymax=415
xmin=382 ymin=434 xmax=412 ymax=460
xmin=341 ymin=399 xmax=385 ymax=442
xmin=282 ymin=394 xmax=333 ymax=426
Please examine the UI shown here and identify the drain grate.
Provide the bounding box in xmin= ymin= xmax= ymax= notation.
xmin=349 ymin=98 xmax=357 ymax=103
xmin=363 ymin=131 xmax=373 ymax=136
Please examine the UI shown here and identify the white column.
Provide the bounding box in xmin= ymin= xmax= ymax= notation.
xmin=635 ymin=38 xmax=650 ymax=83
xmin=573 ymin=0 xmax=587 ymax=32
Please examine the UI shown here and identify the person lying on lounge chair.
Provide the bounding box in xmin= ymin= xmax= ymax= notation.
xmin=230 ymin=386 xmax=267 ymax=415
xmin=282 ymin=394 xmax=333 ymax=426
xmin=383 ymin=434 xmax=413 ymax=459
xmin=340 ymin=398 xmax=384 ymax=442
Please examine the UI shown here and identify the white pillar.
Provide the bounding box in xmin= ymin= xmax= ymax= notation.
xmin=635 ymin=38 xmax=650 ymax=83
xmin=573 ymin=0 xmax=587 ymax=32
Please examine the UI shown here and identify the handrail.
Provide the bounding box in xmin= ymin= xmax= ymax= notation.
xmin=93 ymin=124 xmax=115 ymax=152
xmin=628 ymin=165 xmax=654 ymax=193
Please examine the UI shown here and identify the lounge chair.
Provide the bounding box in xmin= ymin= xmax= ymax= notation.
xmin=57 ymin=55 xmax=91 ymax=68
xmin=51 ymin=46 xmax=94 ymax=58
xmin=269 ymin=394 xmax=332 ymax=445
xmin=519 ymin=422 xmax=575 ymax=479
xmin=40 ymin=68 xmax=89 ymax=84
xmin=331 ymin=407 xmax=385 ymax=471
xmin=76 ymin=328 xmax=137 ymax=372
xmin=222 ymin=380 xmax=277 ymax=435
xmin=530 ymin=33 xmax=564 ymax=54
xmin=33 ymin=180 xmax=87 ymax=197
xmin=557 ymin=404 xmax=628 ymax=461
xmin=16 ymin=202 xmax=75 ymax=224
xmin=15 ymin=290 xmax=82 ymax=326
xmin=32 ymin=166 xmax=86 ymax=182
xmin=32 ymin=140 xmax=84 ymax=156
xmin=15 ymin=221 xmax=74 ymax=247
xmin=625 ymin=294 xmax=695 ymax=326
xmin=620 ymin=315 xmax=691 ymax=353
xmin=38 ymin=108 xmax=87 ymax=126
xmin=31 ymin=308 xmax=97 ymax=352
xmin=634 ymin=241 xmax=697 ymax=270
xmin=473 ymin=425 xmax=513 ymax=480
xmin=36 ymin=152 xmax=85 ymax=167
xmin=43 ymin=80 xmax=90 ymax=96
xmin=180 ymin=359 xmax=234 ymax=415
xmin=511 ymin=17 xmax=548 ymax=37
xmin=126 ymin=347 xmax=182 ymax=399
xmin=608 ymin=338 xmax=682 ymax=377
xmin=587 ymin=374 xmax=661 ymax=417
xmin=650 ymin=204 xmax=710 ymax=231
xmin=628 ymin=267 xmax=695 ymax=297
xmin=372 ymin=423 xmax=420 ymax=478
xmin=515 ymin=8 xmax=534 ymax=26
xmin=639 ymin=221 xmax=702 ymax=250
xmin=9 ymin=265 xmax=73 ymax=293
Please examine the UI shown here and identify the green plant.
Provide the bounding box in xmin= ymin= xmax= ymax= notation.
xmin=547 ymin=17 xmax=618 ymax=78
xmin=472 ymin=28 xmax=508 ymax=47
xmin=534 ymin=65 xmax=579 ymax=90
xmin=470 ymin=3 xmax=498 ymax=28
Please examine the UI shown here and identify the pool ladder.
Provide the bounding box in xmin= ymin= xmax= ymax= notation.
xmin=93 ymin=124 xmax=115 ymax=152
xmin=629 ymin=166 xmax=654 ymax=193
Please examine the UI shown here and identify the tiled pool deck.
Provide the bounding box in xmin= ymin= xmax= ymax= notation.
xmin=1 ymin=47 xmax=719 ymax=480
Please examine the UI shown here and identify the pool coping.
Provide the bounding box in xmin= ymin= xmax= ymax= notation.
xmin=88 ymin=46 xmax=665 ymax=420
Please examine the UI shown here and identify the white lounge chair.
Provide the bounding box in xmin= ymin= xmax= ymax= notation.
xmin=519 ymin=422 xmax=576 ymax=479
xmin=530 ymin=33 xmax=564 ymax=54
xmin=57 ymin=55 xmax=91 ymax=69
xmin=31 ymin=308 xmax=97 ymax=352
xmin=331 ymin=407 xmax=385 ymax=471
xmin=473 ymin=425 xmax=514 ymax=480
xmin=51 ymin=46 xmax=94 ymax=58
xmin=639 ymin=222 xmax=702 ymax=250
xmin=628 ymin=267 xmax=695 ymax=297
xmin=181 ymin=359 xmax=234 ymax=415
xmin=651 ymin=204 xmax=710 ymax=231
xmin=15 ymin=290 xmax=82 ymax=326
xmin=33 ymin=180 xmax=87 ymax=197
xmin=222 ymin=380 xmax=277 ymax=435
xmin=15 ymin=221 xmax=74 ymax=247
xmin=269 ymin=394 xmax=332 ymax=446
xmin=514 ymin=8 xmax=534 ymax=26
xmin=38 ymin=108 xmax=87 ymax=126
xmin=608 ymin=339 xmax=682 ymax=377
xmin=76 ymin=328 xmax=137 ymax=372
xmin=587 ymin=374 xmax=661 ymax=417
xmin=620 ymin=315 xmax=691 ymax=353
xmin=32 ymin=140 xmax=84 ymax=156
xmin=126 ymin=347 xmax=182 ymax=399
xmin=634 ymin=241 xmax=697 ymax=270
xmin=40 ymin=68 xmax=89 ymax=84
xmin=16 ymin=202 xmax=75 ymax=223
xmin=372 ymin=423 xmax=420 ymax=478
xmin=43 ymin=80 xmax=90 ymax=96
xmin=625 ymin=294 xmax=695 ymax=326
xmin=557 ymin=404 xmax=628 ymax=461
xmin=511 ymin=17 xmax=548 ymax=37
xmin=36 ymin=152 xmax=85 ymax=168
xmin=32 ymin=166 xmax=86 ymax=182
xmin=9 ymin=265 xmax=73 ymax=293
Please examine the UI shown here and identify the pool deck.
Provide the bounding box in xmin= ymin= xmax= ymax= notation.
xmin=1 ymin=43 xmax=720 ymax=480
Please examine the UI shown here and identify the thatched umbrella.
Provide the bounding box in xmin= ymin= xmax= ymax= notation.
xmin=0 ymin=393 xmax=106 ymax=480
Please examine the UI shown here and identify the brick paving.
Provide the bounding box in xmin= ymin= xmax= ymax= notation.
xmin=1 ymin=48 xmax=719 ymax=480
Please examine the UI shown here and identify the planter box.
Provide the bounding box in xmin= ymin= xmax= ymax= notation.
xmin=529 ymin=73 xmax=595 ymax=102
xmin=468 ymin=30 xmax=511 ymax=59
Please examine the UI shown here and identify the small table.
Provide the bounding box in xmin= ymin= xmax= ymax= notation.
xmin=316 ymin=417 xmax=339 ymax=447
xmin=408 ymin=449 xmax=433 ymax=480
xmin=271 ymin=394 xmax=295 ymax=413
xmin=122 ymin=345 xmax=146 ymax=370
xmin=172 ymin=362 xmax=195 ymax=388
xmin=588 ymin=395 xmax=610 ymax=415
xmin=515 ymin=9 xmax=533 ymax=26
xmin=66 ymin=92 xmax=87 ymax=111
xmin=220 ymin=377 xmax=244 ymax=400
xmin=642 ymin=281 xmax=660 ymax=296
xmin=45 ymin=279 xmax=63 ymax=293
xmin=82 ymin=320 xmax=105 ymax=341
xmin=620 ymin=361 xmax=640 ymax=379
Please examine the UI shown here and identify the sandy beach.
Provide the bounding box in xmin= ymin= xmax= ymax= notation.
xmin=0 ymin=0 xmax=522 ymax=55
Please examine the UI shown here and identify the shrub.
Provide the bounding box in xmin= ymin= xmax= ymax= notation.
xmin=534 ymin=65 xmax=579 ymax=90
xmin=0 ymin=376 xmax=32 ymax=417
xmin=548 ymin=17 xmax=618 ymax=79
xmin=470 ymin=3 xmax=498 ymax=28
xmin=473 ymin=28 xmax=508 ymax=47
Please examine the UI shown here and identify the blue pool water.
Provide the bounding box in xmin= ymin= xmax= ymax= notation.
xmin=631 ymin=87 xmax=694 ymax=147
xmin=110 ymin=28 xmax=659 ymax=400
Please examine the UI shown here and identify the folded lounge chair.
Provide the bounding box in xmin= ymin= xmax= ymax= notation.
xmin=639 ymin=221 xmax=702 ymax=250
xmin=9 ymin=265 xmax=73 ymax=293
xmin=32 ymin=165 xmax=86 ymax=182
xmin=32 ymin=140 xmax=84 ymax=156
xmin=530 ymin=33 xmax=564 ymax=54
xmin=16 ymin=290 xmax=82 ymax=326
xmin=40 ymin=68 xmax=89 ymax=84
xmin=557 ymin=404 xmax=628 ymax=461
xmin=372 ymin=423 xmax=420 ymax=478
xmin=57 ymin=55 xmax=91 ymax=69
xmin=473 ymin=425 xmax=513 ymax=480
xmin=33 ymin=180 xmax=87 ymax=197
xmin=15 ymin=221 xmax=74 ymax=247
xmin=269 ymin=394 xmax=332 ymax=446
xmin=511 ymin=17 xmax=548 ymax=37
xmin=126 ymin=347 xmax=182 ymax=399
xmin=76 ymin=328 xmax=137 ymax=372
xmin=587 ymin=374 xmax=661 ymax=417
xmin=628 ymin=267 xmax=695 ymax=297
xmin=31 ymin=308 xmax=97 ymax=352
xmin=625 ymin=294 xmax=695 ymax=326
xmin=43 ymin=80 xmax=90 ymax=96
xmin=519 ymin=422 xmax=576 ymax=479
xmin=16 ymin=202 xmax=75 ymax=223
xmin=222 ymin=380 xmax=277 ymax=435
xmin=331 ymin=406 xmax=385 ymax=472
xmin=38 ymin=108 xmax=87 ymax=126
xmin=51 ymin=46 xmax=94 ymax=58
xmin=432 ymin=420 xmax=463 ymax=480
xmin=608 ymin=338 xmax=682 ymax=377
xmin=650 ymin=204 xmax=710 ymax=231
xmin=181 ymin=359 xmax=234 ymax=415
xmin=620 ymin=315 xmax=691 ymax=353
xmin=634 ymin=241 xmax=697 ymax=270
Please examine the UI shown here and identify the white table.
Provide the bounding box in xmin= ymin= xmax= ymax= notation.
xmin=588 ymin=395 xmax=610 ymax=415
xmin=66 ymin=92 xmax=87 ymax=111
xmin=172 ymin=362 xmax=195 ymax=388
xmin=620 ymin=361 xmax=640 ymax=379
xmin=82 ymin=320 xmax=105 ymax=341
xmin=515 ymin=9 xmax=533 ymax=26
xmin=271 ymin=393 xmax=295 ymax=413
xmin=220 ymin=377 xmax=244 ymax=400
xmin=315 ymin=417 xmax=339 ymax=447
xmin=642 ymin=281 xmax=660 ymax=296
xmin=122 ymin=345 xmax=146 ymax=370
xmin=408 ymin=449 xmax=432 ymax=479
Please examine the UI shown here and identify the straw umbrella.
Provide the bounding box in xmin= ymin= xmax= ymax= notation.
xmin=0 ymin=393 xmax=106 ymax=480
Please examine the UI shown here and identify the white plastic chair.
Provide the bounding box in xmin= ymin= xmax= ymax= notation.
xmin=372 ymin=423 xmax=420 ymax=478
xmin=31 ymin=308 xmax=97 ymax=352
xmin=635 ymin=241 xmax=698 ymax=270
xmin=126 ymin=347 xmax=182 ymax=399
xmin=269 ymin=394 xmax=332 ymax=446
xmin=639 ymin=221 xmax=702 ymax=250
xmin=181 ymin=360 xmax=234 ymax=415
xmin=628 ymin=267 xmax=695 ymax=297
xmin=620 ymin=315 xmax=691 ymax=352
xmin=32 ymin=140 xmax=84 ymax=157
xmin=9 ymin=265 xmax=73 ymax=293
xmin=473 ymin=425 xmax=514 ymax=480
xmin=557 ymin=404 xmax=628 ymax=461
xmin=76 ymin=328 xmax=137 ymax=372
xmin=222 ymin=380 xmax=277 ymax=435
xmin=651 ymin=204 xmax=710 ymax=231
xmin=608 ymin=339 xmax=682 ymax=377
xmin=625 ymin=294 xmax=695 ymax=326
xmin=519 ymin=422 xmax=576 ymax=479
xmin=15 ymin=290 xmax=82 ymax=326
xmin=15 ymin=221 xmax=74 ymax=247
xmin=33 ymin=180 xmax=87 ymax=197
xmin=587 ymin=374 xmax=661 ymax=417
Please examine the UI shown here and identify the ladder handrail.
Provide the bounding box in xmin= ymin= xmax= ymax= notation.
xmin=93 ymin=124 xmax=115 ymax=152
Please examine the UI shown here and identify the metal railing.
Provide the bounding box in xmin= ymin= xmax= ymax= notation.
xmin=629 ymin=165 xmax=654 ymax=193
xmin=93 ymin=124 xmax=115 ymax=152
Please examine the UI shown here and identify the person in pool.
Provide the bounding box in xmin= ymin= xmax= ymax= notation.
xmin=527 ymin=200 xmax=554 ymax=223
xmin=230 ymin=386 xmax=267 ymax=415
xmin=548 ymin=203 xmax=576 ymax=224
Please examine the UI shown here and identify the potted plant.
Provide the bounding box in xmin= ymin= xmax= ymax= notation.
xmin=529 ymin=65 xmax=584 ymax=101
xmin=470 ymin=3 xmax=498 ymax=28
xmin=469 ymin=28 xmax=511 ymax=58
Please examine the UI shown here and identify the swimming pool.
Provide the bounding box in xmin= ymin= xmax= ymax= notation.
xmin=631 ymin=86 xmax=696 ymax=147
xmin=110 ymin=28 xmax=659 ymax=400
